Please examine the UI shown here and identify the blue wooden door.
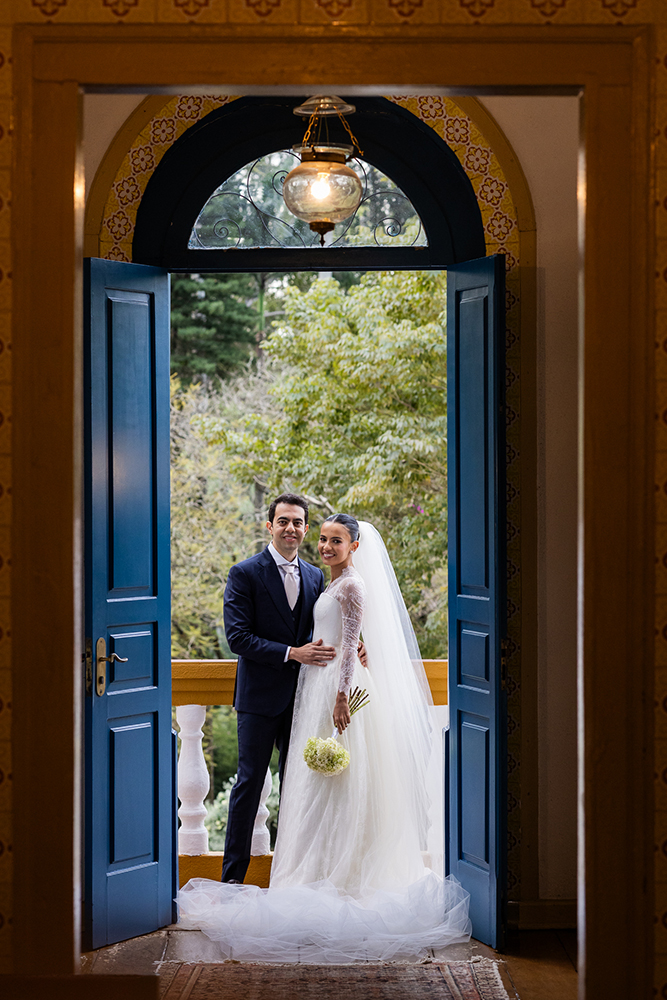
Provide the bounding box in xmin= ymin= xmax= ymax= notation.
xmin=84 ymin=258 xmax=174 ymax=949
xmin=447 ymin=254 xmax=506 ymax=949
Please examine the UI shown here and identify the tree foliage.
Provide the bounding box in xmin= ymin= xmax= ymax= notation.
xmin=170 ymin=273 xmax=259 ymax=382
xmin=200 ymin=270 xmax=449 ymax=657
xmin=170 ymin=375 xmax=258 ymax=658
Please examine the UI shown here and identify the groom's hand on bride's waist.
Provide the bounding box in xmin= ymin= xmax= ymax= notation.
xmin=288 ymin=639 xmax=336 ymax=666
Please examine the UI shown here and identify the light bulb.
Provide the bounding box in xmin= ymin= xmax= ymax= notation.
xmin=311 ymin=175 xmax=332 ymax=201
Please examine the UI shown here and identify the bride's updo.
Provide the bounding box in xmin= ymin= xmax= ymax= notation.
xmin=322 ymin=512 xmax=360 ymax=542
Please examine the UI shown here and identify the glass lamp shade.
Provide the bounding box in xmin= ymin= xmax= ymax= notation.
xmin=283 ymin=147 xmax=363 ymax=242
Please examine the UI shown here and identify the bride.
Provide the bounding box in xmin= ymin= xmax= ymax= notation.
xmin=178 ymin=513 xmax=471 ymax=963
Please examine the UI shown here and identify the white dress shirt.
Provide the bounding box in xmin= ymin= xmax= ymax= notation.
xmin=268 ymin=543 xmax=301 ymax=662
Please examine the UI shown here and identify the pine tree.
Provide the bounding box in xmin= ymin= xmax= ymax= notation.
xmin=170 ymin=272 xmax=258 ymax=381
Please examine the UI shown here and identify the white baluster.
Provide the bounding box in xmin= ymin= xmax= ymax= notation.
xmin=176 ymin=704 xmax=210 ymax=855
xmin=250 ymin=767 xmax=273 ymax=856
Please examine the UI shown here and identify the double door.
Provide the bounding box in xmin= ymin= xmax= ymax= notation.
xmin=83 ymin=254 xmax=506 ymax=949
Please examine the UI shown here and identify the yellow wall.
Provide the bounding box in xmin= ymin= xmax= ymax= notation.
xmin=1 ymin=0 xmax=665 ymax=990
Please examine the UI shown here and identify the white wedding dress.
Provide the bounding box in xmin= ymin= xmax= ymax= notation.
xmin=178 ymin=524 xmax=471 ymax=963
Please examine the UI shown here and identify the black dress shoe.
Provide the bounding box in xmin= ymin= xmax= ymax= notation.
xmin=224 ymin=878 xmax=242 ymax=884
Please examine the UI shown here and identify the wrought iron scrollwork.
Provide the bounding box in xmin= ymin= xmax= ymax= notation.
xmin=189 ymin=151 xmax=427 ymax=251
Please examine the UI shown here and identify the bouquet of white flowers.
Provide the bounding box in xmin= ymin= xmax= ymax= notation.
xmin=303 ymin=687 xmax=370 ymax=776
xmin=303 ymin=736 xmax=350 ymax=776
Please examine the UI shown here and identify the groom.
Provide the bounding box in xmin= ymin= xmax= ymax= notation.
xmin=221 ymin=493 xmax=335 ymax=884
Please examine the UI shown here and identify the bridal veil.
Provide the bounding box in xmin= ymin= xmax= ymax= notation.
xmin=352 ymin=521 xmax=444 ymax=871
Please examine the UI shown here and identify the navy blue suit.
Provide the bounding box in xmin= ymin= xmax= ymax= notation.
xmin=221 ymin=546 xmax=324 ymax=882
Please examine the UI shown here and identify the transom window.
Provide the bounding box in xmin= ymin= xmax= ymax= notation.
xmin=189 ymin=150 xmax=427 ymax=251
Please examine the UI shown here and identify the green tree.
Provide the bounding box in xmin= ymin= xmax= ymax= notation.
xmin=170 ymin=375 xmax=258 ymax=658
xmin=170 ymin=273 xmax=258 ymax=382
xmin=205 ymin=270 xmax=449 ymax=657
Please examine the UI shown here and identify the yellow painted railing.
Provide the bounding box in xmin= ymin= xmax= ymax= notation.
xmin=172 ymin=658 xmax=448 ymax=706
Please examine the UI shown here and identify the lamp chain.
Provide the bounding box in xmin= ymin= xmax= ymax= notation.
xmin=338 ymin=113 xmax=364 ymax=157
xmin=302 ymin=111 xmax=319 ymax=148
xmin=301 ymin=109 xmax=364 ymax=157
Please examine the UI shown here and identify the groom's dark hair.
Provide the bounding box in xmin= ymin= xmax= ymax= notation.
xmin=268 ymin=493 xmax=309 ymax=524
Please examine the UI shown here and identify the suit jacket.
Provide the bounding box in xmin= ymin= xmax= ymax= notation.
xmin=224 ymin=546 xmax=325 ymax=717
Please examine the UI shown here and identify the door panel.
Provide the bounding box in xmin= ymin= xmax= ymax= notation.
xmin=108 ymin=293 xmax=156 ymax=597
xmin=110 ymin=717 xmax=156 ymax=863
xmin=459 ymin=627 xmax=489 ymax=686
xmin=447 ymin=255 xmax=506 ymax=949
xmin=459 ymin=714 xmax=490 ymax=868
xmin=84 ymin=258 xmax=172 ymax=950
xmin=105 ymin=627 xmax=155 ymax=693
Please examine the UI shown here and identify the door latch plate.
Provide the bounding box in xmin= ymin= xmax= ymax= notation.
xmin=95 ymin=637 xmax=107 ymax=697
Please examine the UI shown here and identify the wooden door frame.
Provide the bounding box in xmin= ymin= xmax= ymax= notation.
xmin=11 ymin=24 xmax=653 ymax=998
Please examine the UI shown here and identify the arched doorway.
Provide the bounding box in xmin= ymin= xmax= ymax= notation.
xmin=85 ymin=104 xmax=530 ymax=908
xmin=83 ymin=94 xmax=508 ymax=950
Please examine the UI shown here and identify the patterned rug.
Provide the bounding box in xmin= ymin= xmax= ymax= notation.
xmin=159 ymin=962 xmax=510 ymax=999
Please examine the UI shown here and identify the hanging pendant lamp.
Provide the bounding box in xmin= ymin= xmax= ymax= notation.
xmin=282 ymin=95 xmax=364 ymax=245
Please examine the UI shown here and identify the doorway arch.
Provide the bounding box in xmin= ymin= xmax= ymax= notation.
xmin=83 ymin=89 xmax=535 ymax=910
xmin=131 ymin=95 xmax=485 ymax=269
xmin=84 ymin=93 xmax=527 ymax=272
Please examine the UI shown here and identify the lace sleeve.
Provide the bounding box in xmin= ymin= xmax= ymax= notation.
xmin=331 ymin=573 xmax=366 ymax=695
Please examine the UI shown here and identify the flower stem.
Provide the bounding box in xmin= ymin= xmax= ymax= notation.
xmin=348 ymin=686 xmax=370 ymax=717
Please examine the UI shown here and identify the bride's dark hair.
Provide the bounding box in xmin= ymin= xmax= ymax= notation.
xmin=322 ymin=512 xmax=360 ymax=542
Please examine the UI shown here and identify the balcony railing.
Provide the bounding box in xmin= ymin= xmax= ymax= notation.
xmin=172 ymin=658 xmax=448 ymax=887
xmin=172 ymin=658 xmax=448 ymax=708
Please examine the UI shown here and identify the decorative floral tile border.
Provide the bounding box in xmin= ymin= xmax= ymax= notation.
xmin=8 ymin=0 xmax=659 ymax=26
xmin=99 ymin=94 xmax=234 ymax=260
xmin=100 ymin=93 xmax=520 ymax=267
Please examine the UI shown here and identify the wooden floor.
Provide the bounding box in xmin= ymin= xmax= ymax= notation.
xmin=82 ymin=928 xmax=578 ymax=999
xmin=499 ymin=931 xmax=578 ymax=999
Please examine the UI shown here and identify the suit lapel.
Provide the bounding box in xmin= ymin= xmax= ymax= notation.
xmin=257 ymin=547 xmax=295 ymax=630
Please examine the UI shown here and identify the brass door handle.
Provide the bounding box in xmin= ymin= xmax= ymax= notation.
xmin=95 ymin=638 xmax=128 ymax=696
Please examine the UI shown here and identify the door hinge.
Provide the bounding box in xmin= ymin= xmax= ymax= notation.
xmin=84 ymin=637 xmax=93 ymax=695
xmin=500 ymin=638 xmax=509 ymax=691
